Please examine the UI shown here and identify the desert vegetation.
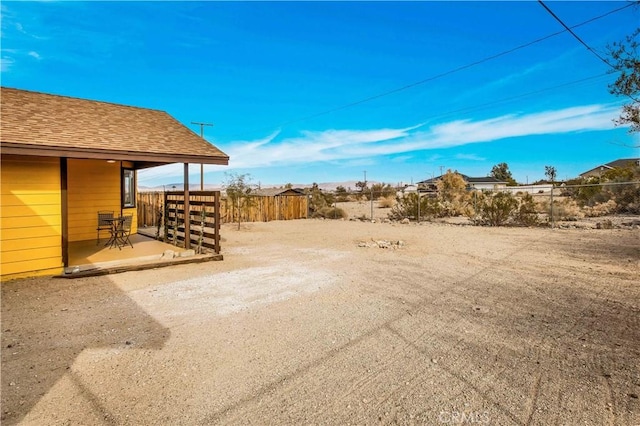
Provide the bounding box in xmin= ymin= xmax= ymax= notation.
xmin=387 ymin=167 xmax=639 ymax=227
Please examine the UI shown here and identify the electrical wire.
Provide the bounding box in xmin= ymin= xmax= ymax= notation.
xmin=537 ymin=0 xmax=639 ymax=103
xmin=417 ymin=73 xmax=616 ymax=123
xmin=228 ymin=2 xmax=634 ymax=139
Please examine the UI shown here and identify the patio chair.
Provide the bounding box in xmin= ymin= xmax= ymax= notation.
xmin=114 ymin=215 xmax=134 ymax=250
xmin=96 ymin=211 xmax=114 ymax=245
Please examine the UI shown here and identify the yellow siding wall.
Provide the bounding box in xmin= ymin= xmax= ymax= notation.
xmin=1 ymin=155 xmax=63 ymax=279
xmin=67 ymin=159 xmax=137 ymax=242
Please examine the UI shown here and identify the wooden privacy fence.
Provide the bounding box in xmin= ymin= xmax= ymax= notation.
xmin=220 ymin=194 xmax=308 ymax=223
xmin=137 ymin=191 xmax=309 ymax=228
xmin=138 ymin=192 xmax=164 ymax=229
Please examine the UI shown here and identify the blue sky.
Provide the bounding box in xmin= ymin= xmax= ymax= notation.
xmin=2 ymin=1 xmax=638 ymax=188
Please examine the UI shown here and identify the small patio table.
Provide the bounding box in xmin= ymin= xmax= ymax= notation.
xmin=104 ymin=216 xmax=126 ymax=249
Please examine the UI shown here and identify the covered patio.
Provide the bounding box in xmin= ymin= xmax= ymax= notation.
xmin=1 ymin=88 xmax=229 ymax=280
xmin=63 ymin=231 xmax=221 ymax=278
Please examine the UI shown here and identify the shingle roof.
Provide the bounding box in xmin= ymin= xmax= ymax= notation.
xmin=604 ymin=158 xmax=639 ymax=168
xmin=579 ymin=158 xmax=639 ymax=177
xmin=1 ymin=87 xmax=229 ymax=168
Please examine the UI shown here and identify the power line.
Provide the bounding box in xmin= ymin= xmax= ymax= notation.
xmin=229 ymin=2 xmax=634 ymax=139
xmin=537 ymin=1 xmax=614 ymax=69
xmin=537 ymin=1 xmax=639 ymax=103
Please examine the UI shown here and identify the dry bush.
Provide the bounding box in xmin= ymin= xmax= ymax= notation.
xmin=475 ymin=192 xmax=518 ymax=226
xmin=388 ymin=193 xmax=440 ymax=221
xmin=514 ymin=193 xmax=540 ymax=226
xmin=378 ymin=196 xmax=395 ymax=208
xmin=436 ymin=171 xmax=471 ymax=215
xmin=312 ymin=206 xmax=347 ymax=220
xmin=547 ymin=198 xmax=584 ymax=221
xmin=583 ymin=200 xmax=618 ymax=217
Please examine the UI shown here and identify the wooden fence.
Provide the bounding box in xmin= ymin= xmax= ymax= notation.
xmin=137 ymin=191 xmax=308 ymax=229
xmin=163 ymin=191 xmax=221 ymax=253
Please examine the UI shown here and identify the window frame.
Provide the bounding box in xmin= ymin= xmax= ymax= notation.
xmin=121 ymin=168 xmax=136 ymax=208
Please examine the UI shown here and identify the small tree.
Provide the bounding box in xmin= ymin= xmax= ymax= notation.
xmin=545 ymin=166 xmax=557 ymax=184
xmin=490 ymin=162 xmax=517 ymax=186
xmin=223 ymin=172 xmax=255 ymax=230
xmin=607 ymin=28 xmax=640 ymax=133
xmin=355 ymin=180 xmax=368 ymax=194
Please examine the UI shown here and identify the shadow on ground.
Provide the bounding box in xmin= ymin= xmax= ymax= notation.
xmin=1 ymin=275 xmax=169 ymax=425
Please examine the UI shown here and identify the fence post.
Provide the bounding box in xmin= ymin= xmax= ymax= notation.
xmin=417 ymin=192 xmax=421 ymax=224
xmin=550 ymin=186 xmax=554 ymax=229
xmin=370 ymin=188 xmax=374 ymax=220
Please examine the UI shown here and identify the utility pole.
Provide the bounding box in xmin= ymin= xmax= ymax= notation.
xmin=191 ymin=121 xmax=213 ymax=190
xmin=363 ymin=170 xmax=367 ymax=186
xmin=439 ymin=165 xmax=444 ymax=176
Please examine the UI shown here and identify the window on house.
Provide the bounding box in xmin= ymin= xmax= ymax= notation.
xmin=122 ymin=168 xmax=135 ymax=208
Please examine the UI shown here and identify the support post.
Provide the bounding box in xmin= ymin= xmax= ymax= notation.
xmin=214 ymin=191 xmax=221 ymax=254
xmin=184 ymin=163 xmax=191 ymax=249
xmin=60 ymin=157 xmax=68 ymax=267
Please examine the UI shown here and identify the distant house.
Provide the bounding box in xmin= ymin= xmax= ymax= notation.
xmin=418 ymin=174 xmax=508 ymax=192
xmin=579 ymin=158 xmax=640 ymax=179
xmin=1 ymin=87 xmax=229 ymax=279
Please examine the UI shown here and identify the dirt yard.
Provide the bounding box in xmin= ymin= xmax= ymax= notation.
xmin=2 ymin=218 xmax=639 ymax=425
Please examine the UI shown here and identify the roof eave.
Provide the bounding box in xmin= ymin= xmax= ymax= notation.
xmin=1 ymin=142 xmax=229 ymax=169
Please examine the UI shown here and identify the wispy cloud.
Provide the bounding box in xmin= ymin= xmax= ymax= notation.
xmin=138 ymin=104 xmax=620 ymax=183
xmin=455 ymin=153 xmax=486 ymax=161
xmin=28 ymin=51 xmax=41 ymax=59
xmin=1 ymin=56 xmax=15 ymax=72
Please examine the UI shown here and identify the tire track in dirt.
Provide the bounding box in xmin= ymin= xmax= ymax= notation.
xmin=204 ymin=236 xmax=545 ymax=424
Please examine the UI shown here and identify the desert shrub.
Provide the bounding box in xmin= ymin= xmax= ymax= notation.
xmin=564 ymin=164 xmax=640 ymax=214
xmin=583 ymin=200 xmax=618 ymax=217
xmin=547 ymin=198 xmax=584 ymax=221
xmin=312 ymin=206 xmax=347 ymax=219
xmin=475 ymin=191 xmax=519 ymax=226
xmin=600 ymin=182 xmax=640 ymax=214
xmin=436 ymin=171 xmax=471 ymax=215
xmin=334 ymin=185 xmax=349 ymax=202
xmin=307 ymin=183 xmax=335 ymax=215
xmin=364 ymin=183 xmax=396 ymax=201
xmin=596 ymin=219 xmax=614 ymax=229
xmin=514 ymin=193 xmax=540 ymax=226
xmin=388 ymin=193 xmax=440 ymax=221
xmin=378 ymin=196 xmax=395 ymax=208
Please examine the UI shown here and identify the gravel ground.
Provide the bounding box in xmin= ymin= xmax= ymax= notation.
xmin=1 ymin=218 xmax=639 ymax=425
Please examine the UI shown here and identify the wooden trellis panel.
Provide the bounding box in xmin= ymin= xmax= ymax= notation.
xmin=163 ymin=191 xmax=221 ymax=254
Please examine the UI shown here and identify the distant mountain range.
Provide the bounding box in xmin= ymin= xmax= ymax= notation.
xmin=138 ymin=180 xmax=382 ymax=192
